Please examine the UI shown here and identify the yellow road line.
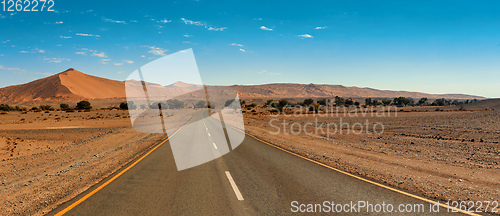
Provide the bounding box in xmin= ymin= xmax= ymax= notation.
xmin=55 ymin=116 xmax=195 ymax=216
xmin=228 ymin=126 xmax=480 ymax=216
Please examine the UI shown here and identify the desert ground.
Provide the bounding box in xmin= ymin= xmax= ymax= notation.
xmin=239 ymin=104 xmax=500 ymax=213
xmin=0 ymin=110 xmax=168 ymax=215
xmin=0 ymin=102 xmax=499 ymax=215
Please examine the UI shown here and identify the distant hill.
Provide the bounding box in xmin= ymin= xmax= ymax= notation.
xmin=230 ymin=83 xmax=485 ymax=100
xmin=0 ymin=68 xmax=486 ymax=103
xmin=461 ymin=99 xmax=500 ymax=110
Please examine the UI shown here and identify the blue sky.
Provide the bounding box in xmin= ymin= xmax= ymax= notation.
xmin=0 ymin=0 xmax=499 ymax=98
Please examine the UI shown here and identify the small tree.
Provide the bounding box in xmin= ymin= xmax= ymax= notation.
xmin=365 ymin=98 xmax=372 ymax=106
xmin=76 ymin=101 xmax=92 ymax=110
xmin=60 ymin=103 xmax=70 ymax=111
xmin=195 ymin=100 xmax=207 ymax=108
xmin=303 ymin=98 xmax=314 ymax=106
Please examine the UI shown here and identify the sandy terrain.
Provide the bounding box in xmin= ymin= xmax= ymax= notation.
xmin=239 ymin=106 xmax=499 ymax=213
xmin=0 ymin=110 xmax=168 ymax=215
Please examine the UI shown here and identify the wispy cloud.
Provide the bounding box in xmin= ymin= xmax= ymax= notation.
xmin=183 ymin=33 xmax=192 ymax=37
xmin=114 ymin=63 xmax=124 ymax=66
xmin=315 ymin=26 xmax=327 ymax=30
xmin=180 ymin=18 xmax=227 ymax=31
xmin=254 ymin=18 xmax=263 ymax=21
xmin=103 ymin=17 xmax=126 ymax=24
xmin=258 ymin=70 xmax=280 ymax=75
xmin=124 ymin=60 xmax=134 ymax=64
xmin=158 ymin=19 xmax=171 ymax=24
xmin=239 ymin=48 xmax=246 ymax=52
xmin=260 ymin=26 xmax=273 ymax=31
xmin=0 ymin=65 xmax=24 ymax=71
xmin=76 ymin=33 xmax=100 ymax=37
xmin=43 ymin=57 xmax=70 ymax=63
xmin=43 ymin=21 xmax=64 ymax=25
xmin=35 ymin=72 xmax=53 ymax=76
xmin=207 ymin=27 xmax=227 ymax=31
xmin=230 ymin=43 xmax=243 ymax=47
xmin=298 ymin=34 xmax=314 ymax=39
xmin=19 ymin=48 xmax=45 ymax=54
xmin=143 ymin=46 xmax=168 ymax=56
xmin=76 ymin=48 xmax=108 ymax=59
xmin=60 ymin=36 xmax=72 ymax=39
xmin=92 ymin=52 xmax=107 ymax=58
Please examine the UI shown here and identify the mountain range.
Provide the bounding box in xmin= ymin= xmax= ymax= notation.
xmin=0 ymin=68 xmax=485 ymax=103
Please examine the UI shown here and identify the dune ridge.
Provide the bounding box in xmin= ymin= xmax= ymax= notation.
xmin=0 ymin=68 xmax=485 ymax=103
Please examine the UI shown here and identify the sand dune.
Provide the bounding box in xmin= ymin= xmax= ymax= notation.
xmin=0 ymin=68 xmax=485 ymax=103
xmin=0 ymin=69 xmax=125 ymax=102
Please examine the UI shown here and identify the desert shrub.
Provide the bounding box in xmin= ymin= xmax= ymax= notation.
xmin=317 ymin=98 xmax=329 ymax=106
xmin=166 ymin=99 xmax=184 ymax=109
xmin=39 ymin=105 xmax=54 ymax=111
xmin=303 ymin=98 xmax=314 ymax=105
xmin=76 ymin=101 xmax=92 ymax=110
xmin=60 ymin=103 xmax=70 ymax=111
xmin=120 ymin=101 xmax=136 ymax=110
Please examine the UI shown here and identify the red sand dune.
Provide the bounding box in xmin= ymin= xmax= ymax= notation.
xmin=0 ymin=68 xmax=485 ymax=103
xmin=0 ymin=69 xmax=125 ymax=102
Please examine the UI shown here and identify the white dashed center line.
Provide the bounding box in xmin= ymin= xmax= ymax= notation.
xmin=225 ymin=171 xmax=244 ymax=201
xmin=212 ymin=142 xmax=218 ymax=149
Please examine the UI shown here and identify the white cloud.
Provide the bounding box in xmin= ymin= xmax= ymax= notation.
xmin=75 ymin=51 xmax=86 ymax=55
xmin=230 ymin=43 xmax=243 ymax=47
xmin=35 ymin=72 xmax=53 ymax=76
xmin=102 ymin=59 xmax=111 ymax=61
xmin=130 ymin=20 xmax=138 ymax=23
xmin=19 ymin=48 xmax=45 ymax=54
xmin=140 ymin=55 xmax=146 ymax=58
xmin=315 ymin=26 xmax=327 ymax=30
xmin=124 ymin=60 xmax=134 ymax=64
xmin=298 ymin=34 xmax=314 ymax=39
xmin=183 ymin=34 xmax=192 ymax=37
xmin=207 ymin=27 xmax=227 ymax=31
xmin=180 ymin=18 xmax=227 ymax=31
xmin=143 ymin=46 xmax=167 ymax=56
xmin=260 ymin=26 xmax=273 ymax=31
xmin=159 ymin=19 xmax=171 ymax=23
xmin=0 ymin=65 xmax=23 ymax=71
xmin=103 ymin=17 xmax=126 ymax=24
xmin=254 ymin=18 xmax=263 ymax=21
xmin=114 ymin=63 xmax=124 ymax=66
xmin=92 ymin=52 xmax=108 ymax=58
xmin=1 ymin=40 xmax=9 ymax=43
xmin=43 ymin=57 xmax=70 ymax=63
xmin=76 ymin=33 xmax=100 ymax=37
xmin=60 ymin=36 xmax=72 ymax=39
xmin=43 ymin=21 xmax=64 ymax=25
xmin=181 ymin=18 xmax=204 ymax=26
xmin=239 ymin=48 xmax=246 ymax=52
xmin=258 ymin=69 xmax=280 ymax=75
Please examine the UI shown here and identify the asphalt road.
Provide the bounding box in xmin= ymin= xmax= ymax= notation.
xmin=50 ymin=110 xmax=464 ymax=215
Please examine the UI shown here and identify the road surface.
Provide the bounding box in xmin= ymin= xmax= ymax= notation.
xmin=50 ymin=110 xmax=466 ymax=215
